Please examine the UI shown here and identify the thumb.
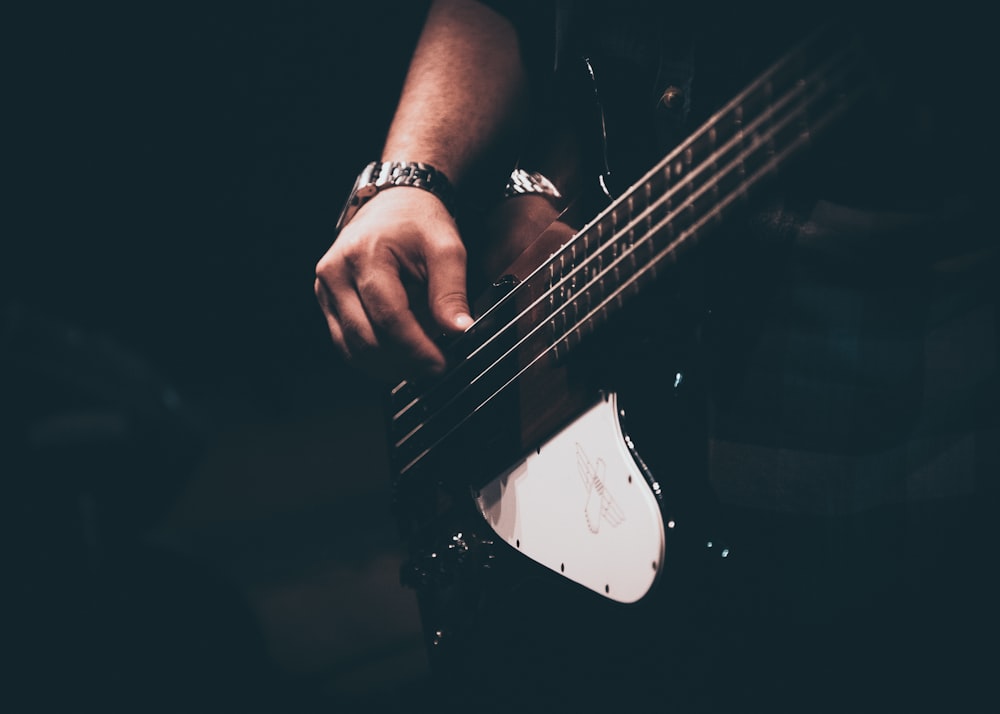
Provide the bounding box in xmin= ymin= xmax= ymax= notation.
xmin=426 ymin=243 xmax=473 ymax=333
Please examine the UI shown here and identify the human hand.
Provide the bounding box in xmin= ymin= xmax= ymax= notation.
xmin=314 ymin=187 xmax=473 ymax=381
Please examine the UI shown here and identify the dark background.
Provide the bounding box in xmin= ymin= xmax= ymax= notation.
xmin=5 ymin=3 xmax=998 ymax=714
xmin=5 ymin=2 xmax=435 ymax=712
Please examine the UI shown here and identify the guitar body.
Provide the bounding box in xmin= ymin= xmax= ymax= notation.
xmin=387 ymin=25 xmax=872 ymax=702
xmin=466 ymin=167 xmax=725 ymax=606
xmin=393 ymin=188 xmax=725 ymax=699
xmin=392 ymin=88 xmax=728 ymax=691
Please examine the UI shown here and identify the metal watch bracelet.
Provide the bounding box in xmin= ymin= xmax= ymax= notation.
xmin=335 ymin=161 xmax=455 ymax=235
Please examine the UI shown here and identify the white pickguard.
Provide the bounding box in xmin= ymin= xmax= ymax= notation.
xmin=473 ymin=392 xmax=666 ymax=603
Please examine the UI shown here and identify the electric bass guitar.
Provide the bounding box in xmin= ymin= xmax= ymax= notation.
xmin=388 ymin=26 xmax=873 ymax=630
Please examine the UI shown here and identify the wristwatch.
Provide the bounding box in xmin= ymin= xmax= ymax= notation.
xmin=335 ymin=160 xmax=455 ymax=235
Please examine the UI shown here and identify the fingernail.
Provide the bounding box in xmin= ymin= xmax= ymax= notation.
xmin=455 ymin=313 xmax=473 ymax=331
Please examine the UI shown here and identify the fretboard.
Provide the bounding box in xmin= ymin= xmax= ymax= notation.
xmin=390 ymin=25 xmax=871 ymax=478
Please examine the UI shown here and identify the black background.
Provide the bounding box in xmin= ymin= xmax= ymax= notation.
xmin=5 ymin=3 xmax=435 ymax=712
xmin=5 ymin=3 xmax=998 ymax=713
xmin=6 ymin=1 xmax=430 ymax=400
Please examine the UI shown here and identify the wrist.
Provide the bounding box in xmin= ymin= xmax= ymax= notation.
xmin=335 ymin=160 xmax=456 ymax=235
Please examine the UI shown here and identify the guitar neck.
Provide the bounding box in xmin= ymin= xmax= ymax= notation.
xmin=389 ymin=25 xmax=872 ymax=480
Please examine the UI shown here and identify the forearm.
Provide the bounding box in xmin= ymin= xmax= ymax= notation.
xmin=382 ymin=0 xmax=531 ymax=194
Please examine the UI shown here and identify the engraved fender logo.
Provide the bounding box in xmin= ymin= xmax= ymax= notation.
xmin=576 ymin=443 xmax=625 ymax=533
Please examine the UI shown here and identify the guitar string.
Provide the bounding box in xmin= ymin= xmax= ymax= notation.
xmin=391 ymin=43 xmax=862 ymax=464
xmin=393 ymin=46 xmax=868 ymax=472
xmin=394 ymin=105 xmax=844 ymax=475
xmin=392 ymin=63 xmax=820 ymax=440
xmin=389 ymin=27 xmax=839 ymax=419
xmin=392 ymin=90 xmax=868 ymax=475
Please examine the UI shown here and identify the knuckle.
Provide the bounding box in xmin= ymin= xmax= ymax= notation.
xmin=430 ymin=236 xmax=467 ymax=262
xmin=341 ymin=247 xmax=366 ymax=273
xmin=315 ymin=253 xmax=346 ymax=284
xmin=354 ymin=273 xmax=383 ymax=299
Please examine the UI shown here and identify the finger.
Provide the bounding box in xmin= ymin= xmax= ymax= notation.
xmin=356 ymin=269 xmax=447 ymax=375
xmin=329 ymin=279 xmax=385 ymax=357
xmin=314 ymin=276 xmax=354 ymax=361
xmin=425 ymin=238 xmax=473 ymax=333
xmin=319 ymin=263 xmax=391 ymax=363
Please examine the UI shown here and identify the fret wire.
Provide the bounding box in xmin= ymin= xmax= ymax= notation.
xmin=552 ymin=82 xmax=872 ymax=371
xmin=393 ymin=44 xmax=856 ymax=456
xmin=393 ymin=34 xmax=866 ymax=468
xmin=394 ymin=75 xmax=863 ymax=474
xmin=391 ymin=27 xmax=837 ymax=422
xmin=396 ymin=73 xmax=869 ymax=475
xmin=396 ymin=95 xmax=845 ymax=461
